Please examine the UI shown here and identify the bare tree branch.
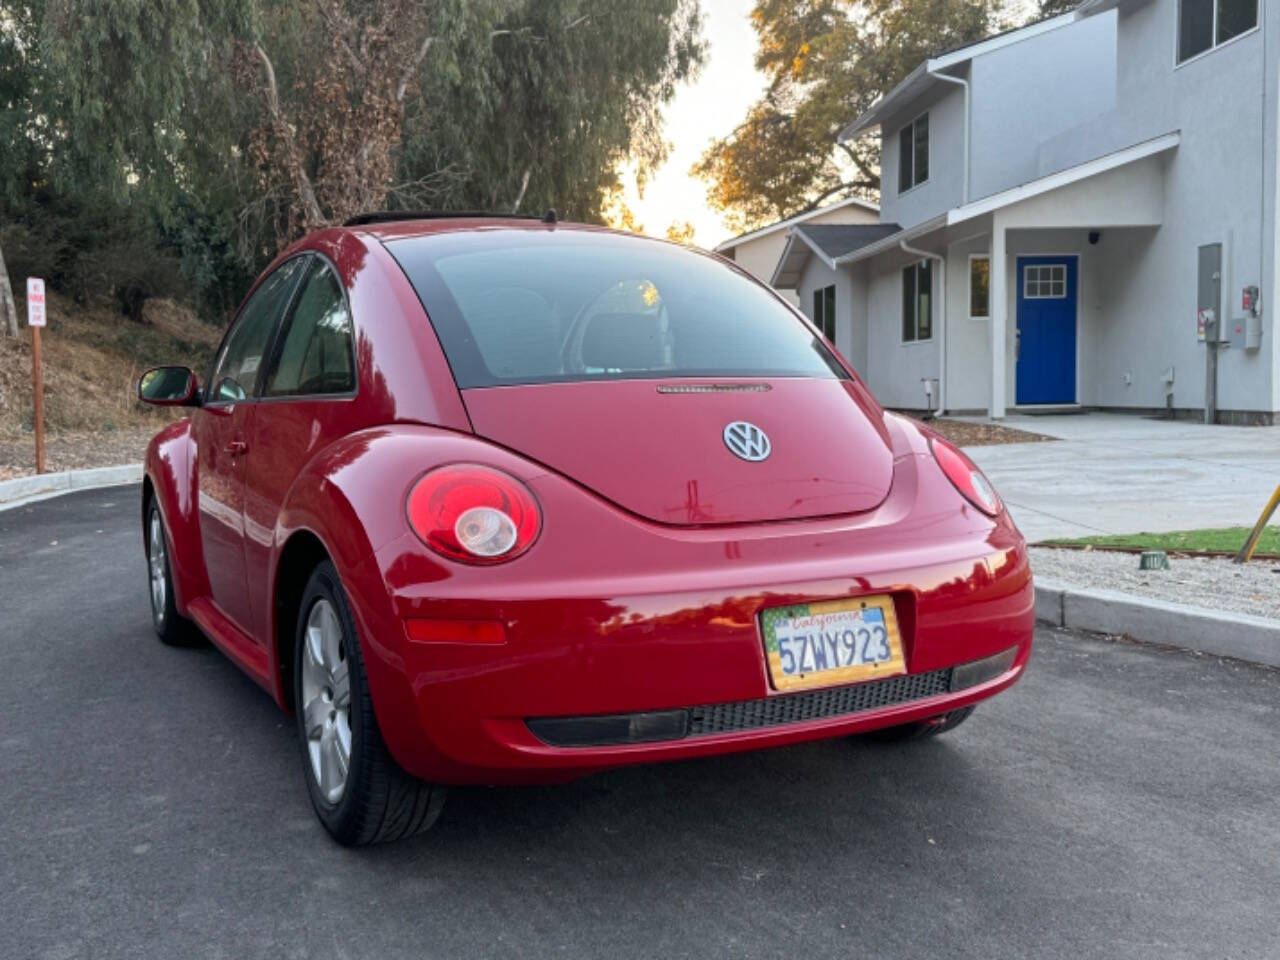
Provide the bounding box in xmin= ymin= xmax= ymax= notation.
xmin=511 ymin=167 xmax=531 ymax=213
xmin=254 ymin=43 xmax=325 ymax=228
xmin=395 ymin=35 xmax=436 ymax=102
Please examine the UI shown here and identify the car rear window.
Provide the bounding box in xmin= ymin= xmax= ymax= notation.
xmin=386 ymin=230 xmax=847 ymax=388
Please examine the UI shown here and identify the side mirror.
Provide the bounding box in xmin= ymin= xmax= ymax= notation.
xmin=138 ymin=365 xmax=201 ymax=407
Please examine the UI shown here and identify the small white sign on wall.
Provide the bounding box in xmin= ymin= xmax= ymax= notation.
xmin=26 ymin=277 xmax=46 ymax=327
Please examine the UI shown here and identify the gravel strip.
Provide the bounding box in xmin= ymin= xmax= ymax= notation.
xmin=1030 ymin=546 xmax=1280 ymax=620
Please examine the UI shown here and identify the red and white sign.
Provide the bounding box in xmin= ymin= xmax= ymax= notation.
xmin=26 ymin=277 xmax=46 ymax=328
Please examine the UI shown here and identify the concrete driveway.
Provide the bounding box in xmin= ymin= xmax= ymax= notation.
xmin=960 ymin=414 xmax=1280 ymax=542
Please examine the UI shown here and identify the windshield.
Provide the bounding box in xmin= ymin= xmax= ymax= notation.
xmin=387 ymin=229 xmax=847 ymax=388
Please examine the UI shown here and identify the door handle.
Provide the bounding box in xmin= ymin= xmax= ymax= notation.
xmin=225 ymin=440 xmax=248 ymax=457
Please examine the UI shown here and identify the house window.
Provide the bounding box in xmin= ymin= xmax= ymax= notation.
xmin=812 ymin=284 xmax=836 ymax=342
xmin=1024 ymin=264 xmax=1066 ymax=299
xmin=969 ymin=257 xmax=990 ymax=318
xmin=901 ymin=261 xmax=933 ymax=342
xmin=1178 ymin=0 xmax=1257 ymax=62
xmin=897 ymin=113 xmax=929 ymax=193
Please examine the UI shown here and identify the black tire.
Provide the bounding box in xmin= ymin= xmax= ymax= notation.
xmin=145 ymin=501 xmax=199 ymax=646
xmin=864 ymin=706 xmax=975 ymax=743
xmin=294 ymin=560 xmax=445 ymax=846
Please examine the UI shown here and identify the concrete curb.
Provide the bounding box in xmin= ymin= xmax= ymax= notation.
xmin=0 ymin=464 xmax=142 ymax=511
xmin=1035 ymin=576 xmax=1280 ymax=668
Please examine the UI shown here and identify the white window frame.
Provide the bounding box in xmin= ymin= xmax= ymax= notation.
xmin=1174 ymin=0 xmax=1259 ymax=67
xmin=1023 ymin=264 xmax=1067 ymax=300
xmin=968 ymin=254 xmax=990 ymax=320
xmin=897 ymin=112 xmax=930 ymax=195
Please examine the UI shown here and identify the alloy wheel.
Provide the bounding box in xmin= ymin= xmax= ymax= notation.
xmin=300 ymin=598 xmax=352 ymax=804
xmin=148 ymin=510 xmax=167 ymax=625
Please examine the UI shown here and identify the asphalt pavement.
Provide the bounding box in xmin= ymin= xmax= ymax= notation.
xmin=2 ymin=487 xmax=1278 ymax=960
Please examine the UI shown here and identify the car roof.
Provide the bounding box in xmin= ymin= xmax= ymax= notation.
xmin=344 ymin=215 xmax=619 ymax=244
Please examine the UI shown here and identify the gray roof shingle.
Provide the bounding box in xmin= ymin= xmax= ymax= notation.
xmin=792 ymin=223 xmax=903 ymax=261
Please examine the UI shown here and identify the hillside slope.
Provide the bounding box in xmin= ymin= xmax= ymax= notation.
xmin=0 ymin=291 xmax=221 ymax=480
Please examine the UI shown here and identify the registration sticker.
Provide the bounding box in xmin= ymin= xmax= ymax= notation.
xmin=760 ymin=596 xmax=906 ymax=692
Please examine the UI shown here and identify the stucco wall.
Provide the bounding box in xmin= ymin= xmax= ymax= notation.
xmin=969 ymin=12 xmax=1118 ymax=202
xmin=863 ymin=250 xmax=942 ymax=410
xmin=795 ymin=255 xmax=868 ymax=374
xmin=877 ymin=85 xmax=967 ymax=231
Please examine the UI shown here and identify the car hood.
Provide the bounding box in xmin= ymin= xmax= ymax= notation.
xmin=460 ymin=378 xmax=894 ymax=525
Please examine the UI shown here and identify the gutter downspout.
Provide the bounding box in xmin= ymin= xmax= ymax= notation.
xmin=934 ymin=71 xmax=971 ymax=205
xmin=901 ymin=240 xmax=947 ymax=416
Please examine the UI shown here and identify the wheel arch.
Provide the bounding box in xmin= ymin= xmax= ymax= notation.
xmin=273 ymin=528 xmax=334 ymax=713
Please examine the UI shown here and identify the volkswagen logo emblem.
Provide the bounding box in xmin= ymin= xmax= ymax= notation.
xmin=723 ymin=421 xmax=771 ymax=462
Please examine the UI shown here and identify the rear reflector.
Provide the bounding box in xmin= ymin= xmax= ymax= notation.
xmin=527 ymin=710 xmax=689 ymax=747
xmin=950 ymin=646 xmax=1018 ymax=690
xmin=405 ymin=619 xmax=506 ymax=645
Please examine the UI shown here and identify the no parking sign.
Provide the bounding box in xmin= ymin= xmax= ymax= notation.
xmin=26 ymin=277 xmax=46 ymax=327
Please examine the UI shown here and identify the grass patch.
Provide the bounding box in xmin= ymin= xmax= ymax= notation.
xmin=1040 ymin=526 xmax=1280 ymax=556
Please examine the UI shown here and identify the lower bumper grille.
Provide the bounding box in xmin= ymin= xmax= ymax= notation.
xmin=527 ymin=667 xmax=953 ymax=747
xmin=687 ymin=667 xmax=953 ymax=737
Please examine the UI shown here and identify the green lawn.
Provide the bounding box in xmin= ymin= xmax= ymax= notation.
xmin=1039 ymin=526 xmax=1280 ymax=556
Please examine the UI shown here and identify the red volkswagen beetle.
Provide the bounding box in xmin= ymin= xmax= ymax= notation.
xmin=138 ymin=213 xmax=1033 ymax=846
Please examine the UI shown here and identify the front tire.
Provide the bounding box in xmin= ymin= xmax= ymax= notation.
xmin=294 ymin=560 xmax=445 ymax=846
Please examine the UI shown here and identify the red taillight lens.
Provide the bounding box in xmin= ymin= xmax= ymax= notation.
xmin=406 ymin=464 xmax=541 ymax=564
xmin=929 ymin=438 xmax=1002 ymax=516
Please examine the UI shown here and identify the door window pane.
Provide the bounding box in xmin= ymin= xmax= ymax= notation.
xmin=210 ymin=258 xmax=305 ymax=402
xmin=970 ymin=257 xmax=990 ymax=318
xmin=265 ymin=261 xmax=356 ymax=396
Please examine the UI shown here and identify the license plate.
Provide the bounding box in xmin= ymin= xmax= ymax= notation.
xmin=760 ymin=596 xmax=906 ymax=692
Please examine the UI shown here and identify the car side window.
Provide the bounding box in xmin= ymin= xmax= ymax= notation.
xmin=264 ymin=261 xmax=356 ymax=397
xmin=209 ymin=258 xmax=306 ymax=403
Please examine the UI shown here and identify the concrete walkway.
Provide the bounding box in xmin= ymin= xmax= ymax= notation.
xmin=957 ymin=413 xmax=1280 ymax=542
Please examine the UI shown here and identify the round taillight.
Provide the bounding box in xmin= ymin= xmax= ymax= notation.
xmin=929 ymin=438 xmax=1002 ymax=516
xmin=406 ymin=464 xmax=541 ymax=564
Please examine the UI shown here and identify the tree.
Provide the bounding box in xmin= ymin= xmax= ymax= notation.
xmin=665 ymin=220 xmax=695 ymax=245
xmin=1039 ymin=0 xmax=1077 ymax=16
xmin=693 ymin=0 xmax=1008 ymax=233
xmin=5 ymin=0 xmax=704 ymax=317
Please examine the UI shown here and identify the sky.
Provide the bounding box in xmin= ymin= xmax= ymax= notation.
xmin=618 ymin=0 xmax=769 ymax=250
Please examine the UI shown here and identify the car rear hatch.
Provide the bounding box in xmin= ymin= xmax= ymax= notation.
xmin=462 ymin=378 xmax=893 ymax=525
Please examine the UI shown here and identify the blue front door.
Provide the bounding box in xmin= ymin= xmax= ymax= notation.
xmin=1016 ymin=256 xmax=1077 ymax=405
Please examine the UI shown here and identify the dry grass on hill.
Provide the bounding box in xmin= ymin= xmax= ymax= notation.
xmin=0 ymin=291 xmax=221 ymax=479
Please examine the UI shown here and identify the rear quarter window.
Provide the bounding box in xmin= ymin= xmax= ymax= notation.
xmin=387 ymin=230 xmax=846 ymax=388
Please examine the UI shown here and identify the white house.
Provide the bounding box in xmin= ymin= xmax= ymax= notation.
xmin=713 ymin=196 xmax=879 ymax=307
xmin=773 ymin=0 xmax=1279 ymax=424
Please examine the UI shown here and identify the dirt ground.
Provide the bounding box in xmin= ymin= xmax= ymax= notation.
xmin=922 ymin=417 xmax=1054 ymax=447
xmin=1 ymin=291 xmax=217 ymax=480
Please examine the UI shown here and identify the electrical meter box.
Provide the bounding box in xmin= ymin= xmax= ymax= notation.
xmin=1228 ymin=285 xmax=1263 ymax=351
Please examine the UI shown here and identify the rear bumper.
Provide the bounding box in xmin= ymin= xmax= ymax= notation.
xmin=344 ymin=450 xmax=1035 ymax=784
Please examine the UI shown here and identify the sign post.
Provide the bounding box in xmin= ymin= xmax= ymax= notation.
xmin=26 ymin=277 xmax=46 ymax=474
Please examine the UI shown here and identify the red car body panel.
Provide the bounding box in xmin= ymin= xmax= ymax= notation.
xmin=142 ymin=219 xmax=1034 ymax=786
